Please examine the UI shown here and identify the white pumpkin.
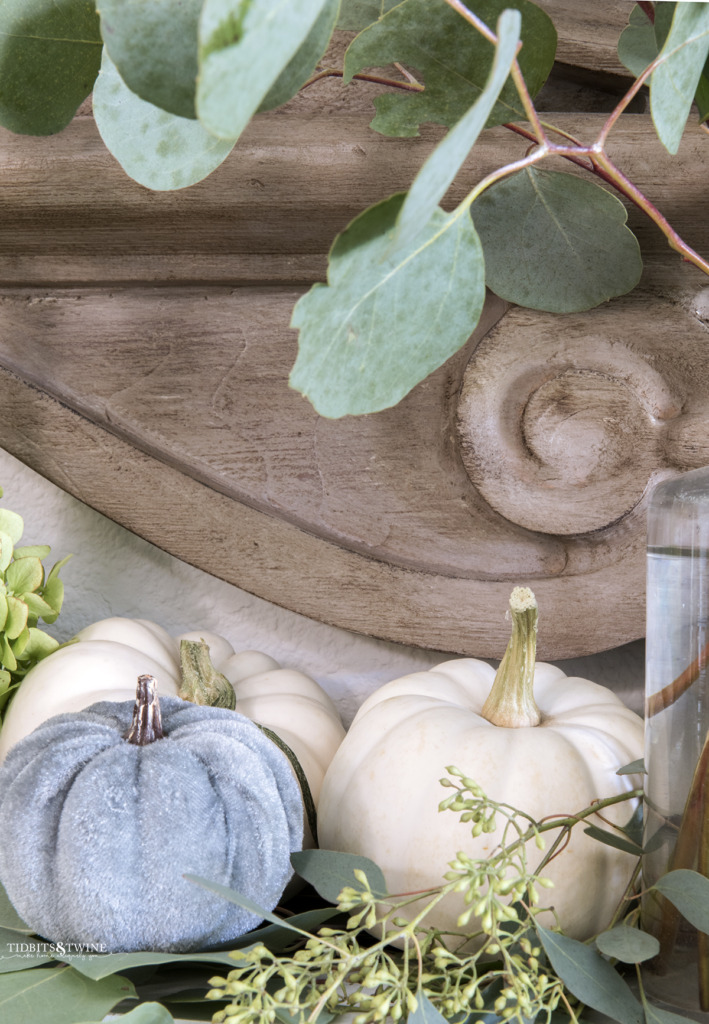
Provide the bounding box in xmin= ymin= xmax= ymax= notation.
xmin=318 ymin=588 xmax=644 ymax=941
xmin=0 ymin=617 xmax=346 ymax=844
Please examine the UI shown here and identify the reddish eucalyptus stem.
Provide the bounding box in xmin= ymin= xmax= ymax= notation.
xmin=591 ymin=151 xmax=709 ymax=275
xmin=638 ymin=1 xmax=655 ymax=25
xmin=302 ymin=67 xmax=424 ymax=93
xmin=503 ymin=122 xmax=595 ymax=172
xmin=321 ymin=0 xmax=709 ymax=281
xmin=647 ymin=639 xmax=709 ymax=718
xmin=440 ymin=0 xmax=547 ymax=143
xmin=498 ymin=123 xmax=709 ymax=277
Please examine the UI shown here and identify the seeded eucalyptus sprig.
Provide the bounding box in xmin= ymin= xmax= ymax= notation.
xmin=205 ymin=769 xmax=631 ymax=1024
xmin=0 ymin=488 xmax=71 ymax=716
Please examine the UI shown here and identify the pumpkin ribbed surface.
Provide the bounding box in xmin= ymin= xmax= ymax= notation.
xmin=0 ymin=696 xmax=303 ymax=952
xmin=318 ymin=658 xmax=644 ymax=942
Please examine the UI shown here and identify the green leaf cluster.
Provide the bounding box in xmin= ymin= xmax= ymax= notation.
xmin=342 ymin=0 xmax=555 ymax=137
xmin=191 ymin=768 xmax=702 ymax=1024
xmin=0 ymin=1 xmax=708 ymax=417
xmin=0 ymin=492 xmax=71 ymax=716
xmin=2 ymin=763 xmax=709 ymax=1023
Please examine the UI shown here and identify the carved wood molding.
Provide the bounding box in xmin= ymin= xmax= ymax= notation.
xmin=0 ymin=97 xmax=707 ymax=658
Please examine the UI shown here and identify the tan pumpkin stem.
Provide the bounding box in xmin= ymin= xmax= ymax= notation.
xmin=125 ymin=674 xmax=164 ymax=745
xmin=481 ymin=587 xmax=541 ymax=728
xmin=178 ymin=639 xmax=236 ymax=710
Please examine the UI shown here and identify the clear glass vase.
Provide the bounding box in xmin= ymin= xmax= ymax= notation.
xmin=643 ymin=466 xmax=709 ymax=1019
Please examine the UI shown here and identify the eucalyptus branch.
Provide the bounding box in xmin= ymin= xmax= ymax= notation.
xmin=461 ymin=143 xmax=549 ymax=208
xmin=488 ymin=120 xmax=709 ymax=285
xmin=301 ymin=67 xmax=425 ymax=93
xmin=534 ymin=789 xmax=645 ymax=837
xmin=440 ymin=0 xmax=546 ymax=141
xmin=595 ymin=52 xmax=657 ymax=149
xmin=303 ymin=0 xmax=709 ymax=292
xmin=434 ymin=0 xmax=709 ymax=285
xmin=606 ymin=860 xmax=643 ymax=932
xmin=591 ymin=150 xmax=709 ymax=275
xmin=206 ymin=772 xmax=644 ymax=1024
xmin=504 ymin=121 xmax=595 ymax=171
xmin=648 ymin=639 xmax=709 ymax=717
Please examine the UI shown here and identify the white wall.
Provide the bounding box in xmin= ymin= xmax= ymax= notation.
xmin=0 ymin=448 xmax=645 ymax=726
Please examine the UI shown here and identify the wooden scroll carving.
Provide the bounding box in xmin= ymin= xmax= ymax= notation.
xmin=0 ymin=16 xmax=707 ymax=659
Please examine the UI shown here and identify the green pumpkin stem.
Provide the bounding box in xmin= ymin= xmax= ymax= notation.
xmin=178 ymin=639 xmax=236 ymax=710
xmin=125 ymin=674 xmax=164 ymax=745
xmin=481 ymin=587 xmax=541 ymax=728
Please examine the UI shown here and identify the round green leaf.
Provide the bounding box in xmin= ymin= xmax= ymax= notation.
xmin=41 ymin=576 xmax=65 ymax=617
xmin=47 ymin=553 xmax=74 ymax=583
xmin=98 ymin=0 xmax=201 ymax=119
xmin=343 ymin=0 xmax=556 ymax=137
xmin=258 ymin=0 xmax=340 ymax=112
xmin=337 ymin=0 xmax=400 ymax=32
xmin=23 ymin=591 xmax=57 ymax=622
xmin=618 ymin=4 xmax=659 ymax=77
xmin=0 ymin=633 xmax=18 ymax=671
xmin=0 ymin=966 xmax=134 ymax=1024
xmin=93 ymin=51 xmax=237 ymax=191
xmin=537 ymin=926 xmax=642 ymax=1024
xmin=0 ymin=593 xmax=7 ymax=631
xmin=0 ymin=510 xmax=24 ymax=546
xmin=197 ymin=0 xmax=330 ymax=140
xmin=472 ymin=167 xmax=643 ymax=312
xmin=9 ymin=625 xmax=30 ymax=659
xmin=650 ymin=3 xmax=709 ymax=154
xmin=392 ymin=7 xmax=521 ymax=253
xmin=291 ymin=848 xmax=388 ymax=903
xmin=4 ymin=595 xmax=28 ymax=641
xmin=653 ymin=869 xmax=709 ymax=934
xmin=290 ymin=193 xmax=486 ymax=417
xmin=13 ymin=545 xmax=51 ymax=560
xmin=5 ymin=556 xmax=43 ymax=596
xmin=0 ymin=533 xmax=13 ymax=573
xmin=0 ymin=0 xmax=102 ymax=135
xmin=18 ymin=627 xmax=60 ymax=662
xmin=595 ymin=924 xmax=660 ymax=964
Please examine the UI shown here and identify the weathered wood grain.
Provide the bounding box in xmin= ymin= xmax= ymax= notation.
xmin=0 ymin=103 xmax=707 ymax=658
xmin=0 ymin=112 xmax=703 ymax=285
xmin=0 ymin=364 xmax=647 ymax=659
xmin=537 ymin=0 xmax=633 ymax=77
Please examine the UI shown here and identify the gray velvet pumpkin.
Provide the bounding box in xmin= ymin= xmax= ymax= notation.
xmin=0 ymin=680 xmax=304 ymax=952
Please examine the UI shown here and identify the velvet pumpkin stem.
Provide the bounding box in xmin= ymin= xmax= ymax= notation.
xmin=178 ymin=639 xmax=236 ymax=710
xmin=125 ymin=674 xmax=164 ymax=745
xmin=482 ymin=587 xmax=541 ymax=728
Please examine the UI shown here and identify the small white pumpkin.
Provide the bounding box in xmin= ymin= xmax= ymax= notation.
xmin=318 ymin=588 xmax=644 ymax=941
xmin=0 ymin=617 xmax=345 ymax=844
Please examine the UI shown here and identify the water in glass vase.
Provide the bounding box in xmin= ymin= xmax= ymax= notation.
xmin=644 ymin=467 xmax=709 ymax=1019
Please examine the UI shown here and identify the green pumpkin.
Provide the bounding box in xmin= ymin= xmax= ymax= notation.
xmin=0 ymin=677 xmax=304 ymax=952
